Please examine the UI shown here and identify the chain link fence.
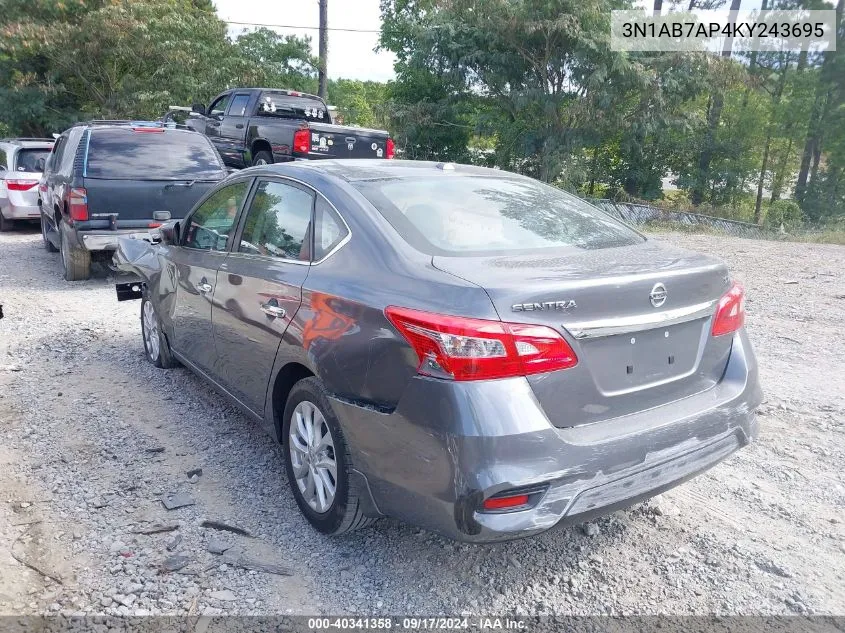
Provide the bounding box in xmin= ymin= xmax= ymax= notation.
xmin=588 ymin=199 xmax=770 ymax=239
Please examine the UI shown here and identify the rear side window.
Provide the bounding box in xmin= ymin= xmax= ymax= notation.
xmin=313 ymin=197 xmax=349 ymax=260
xmin=183 ymin=181 xmax=248 ymax=251
xmin=86 ymin=130 xmax=224 ymax=180
xmin=15 ymin=148 xmax=51 ymax=172
xmin=353 ymin=176 xmax=644 ymax=256
xmin=229 ymin=94 xmax=251 ymax=117
xmin=256 ymin=92 xmax=328 ymax=122
xmin=239 ymin=180 xmax=314 ymax=260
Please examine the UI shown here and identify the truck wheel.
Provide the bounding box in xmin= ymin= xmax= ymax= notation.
xmin=0 ymin=211 xmax=12 ymax=232
xmin=59 ymin=221 xmax=91 ymax=281
xmin=41 ymin=214 xmax=58 ymax=252
xmin=141 ymin=296 xmax=176 ymax=369
xmin=252 ymin=151 xmax=273 ymax=166
xmin=283 ymin=377 xmax=377 ymax=535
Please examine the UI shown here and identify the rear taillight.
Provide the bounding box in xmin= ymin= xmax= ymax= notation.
xmin=68 ymin=187 xmax=88 ymax=222
xmin=293 ymin=128 xmax=310 ymax=154
xmin=6 ymin=179 xmax=39 ymax=191
xmin=132 ymin=127 xmax=164 ymax=133
xmin=385 ymin=138 xmax=395 ymax=159
xmin=711 ymin=282 xmax=745 ymax=336
xmin=385 ymin=306 xmax=578 ymax=381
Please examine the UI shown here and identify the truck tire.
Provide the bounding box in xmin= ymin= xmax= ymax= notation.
xmin=252 ymin=151 xmax=273 ymax=166
xmin=59 ymin=221 xmax=91 ymax=281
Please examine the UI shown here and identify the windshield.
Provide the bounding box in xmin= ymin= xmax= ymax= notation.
xmin=85 ymin=129 xmax=225 ymax=180
xmin=15 ymin=148 xmax=51 ymax=173
xmin=256 ymin=92 xmax=330 ymax=123
xmin=353 ymin=175 xmax=644 ymax=256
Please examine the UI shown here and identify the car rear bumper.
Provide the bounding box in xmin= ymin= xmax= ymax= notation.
xmin=330 ymin=328 xmax=762 ymax=543
xmin=78 ymin=230 xmax=157 ymax=252
xmin=1 ymin=201 xmax=40 ymax=220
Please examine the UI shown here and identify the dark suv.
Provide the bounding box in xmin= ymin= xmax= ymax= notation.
xmin=39 ymin=122 xmax=227 ymax=280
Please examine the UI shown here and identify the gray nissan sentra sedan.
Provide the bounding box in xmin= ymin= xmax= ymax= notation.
xmin=115 ymin=160 xmax=762 ymax=542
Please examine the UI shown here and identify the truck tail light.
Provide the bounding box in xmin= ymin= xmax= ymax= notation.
xmin=711 ymin=282 xmax=746 ymax=337
xmin=69 ymin=187 xmax=88 ymax=222
xmin=384 ymin=306 xmax=577 ymax=381
xmin=6 ymin=179 xmax=39 ymax=191
xmin=293 ymin=129 xmax=310 ymax=154
xmin=386 ymin=138 xmax=395 ymax=159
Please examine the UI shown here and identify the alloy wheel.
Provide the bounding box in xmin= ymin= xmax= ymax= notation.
xmin=288 ymin=400 xmax=337 ymax=513
xmin=142 ymin=301 xmax=160 ymax=361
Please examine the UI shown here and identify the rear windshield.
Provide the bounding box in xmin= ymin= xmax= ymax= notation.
xmin=15 ymin=148 xmax=51 ymax=173
xmin=352 ymin=176 xmax=644 ymax=256
xmin=256 ymin=92 xmax=329 ymax=122
xmin=86 ymin=129 xmax=224 ymax=180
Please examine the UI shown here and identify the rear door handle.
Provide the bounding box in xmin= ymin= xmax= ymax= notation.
xmin=260 ymin=299 xmax=286 ymax=319
xmin=198 ymin=282 xmax=213 ymax=294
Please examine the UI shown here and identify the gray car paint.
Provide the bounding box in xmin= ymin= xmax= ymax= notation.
xmin=114 ymin=159 xmax=762 ymax=542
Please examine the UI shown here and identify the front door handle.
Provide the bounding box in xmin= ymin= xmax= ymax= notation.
xmin=235 ymin=123 xmax=244 ymax=129
xmin=198 ymin=281 xmax=213 ymax=294
xmin=260 ymin=299 xmax=286 ymax=319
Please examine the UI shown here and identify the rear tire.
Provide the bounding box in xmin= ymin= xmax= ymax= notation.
xmin=283 ymin=377 xmax=376 ymax=535
xmin=41 ymin=214 xmax=58 ymax=252
xmin=252 ymin=150 xmax=273 ymax=166
xmin=141 ymin=296 xmax=176 ymax=369
xmin=59 ymin=220 xmax=91 ymax=281
xmin=0 ymin=211 xmax=12 ymax=232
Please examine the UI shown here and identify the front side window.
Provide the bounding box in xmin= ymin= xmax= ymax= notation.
xmin=182 ymin=181 xmax=249 ymax=251
xmin=239 ymin=180 xmax=313 ymax=260
xmin=209 ymin=94 xmax=231 ymax=118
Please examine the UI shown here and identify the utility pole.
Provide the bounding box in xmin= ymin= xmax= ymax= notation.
xmin=318 ymin=0 xmax=328 ymax=100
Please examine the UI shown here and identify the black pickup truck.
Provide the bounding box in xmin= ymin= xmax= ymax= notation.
xmin=186 ymin=88 xmax=394 ymax=168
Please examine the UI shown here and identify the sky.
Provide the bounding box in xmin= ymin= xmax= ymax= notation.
xmin=213 ymin=0 xmax=397 ymax=82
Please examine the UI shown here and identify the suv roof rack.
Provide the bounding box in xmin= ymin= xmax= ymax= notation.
xmin=75 ymin=119 xmax=190 ymax=131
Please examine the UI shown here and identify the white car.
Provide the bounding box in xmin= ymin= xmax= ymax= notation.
xmin=0 ymin=138 xmax=54 ymax=231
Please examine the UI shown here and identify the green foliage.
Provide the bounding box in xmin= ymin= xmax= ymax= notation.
xmin=0 ymin=0 xmax=316 ymax=135
xmin=379 ymin=0 xmax=845 ymax=226
xmin=327 ymin=79 xmax=389 ymax=129
xmin=765 ymin=199 xmax=804 ymax=231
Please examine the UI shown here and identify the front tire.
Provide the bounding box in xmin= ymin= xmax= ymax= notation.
xmin=283 ymin=377 xmax=375 ymax=535
xmin=59 ymin=221 xmax=91 ymax=281
xmin=141 ymin=296 xmax=176 ymax=368
xmin=252 ymin=150 xmax=273 ymax=166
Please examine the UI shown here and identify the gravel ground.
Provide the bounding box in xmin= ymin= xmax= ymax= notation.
xmin=0 ymin=226 xmax=843 ymax=617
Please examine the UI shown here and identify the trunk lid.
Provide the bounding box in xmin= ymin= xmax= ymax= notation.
xmin=302 ymin=123 xmax=390 ymax=160
xmin=432 ymin=240 xmax=734 ymax=427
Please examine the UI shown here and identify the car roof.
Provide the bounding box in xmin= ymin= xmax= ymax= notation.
xmin=238 ymin=159 xmax=519 ymax=185
xmin=0 ymin=138 xmax=55 ymax=149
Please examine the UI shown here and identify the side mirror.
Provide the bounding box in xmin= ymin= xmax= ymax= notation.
xmin=159 ymin=220 xmax=180 ymax=245
xmin=191 ymin=103 xmax=207 ymax=116
xmin=0 ymin=165 xmax=5 ymax=172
